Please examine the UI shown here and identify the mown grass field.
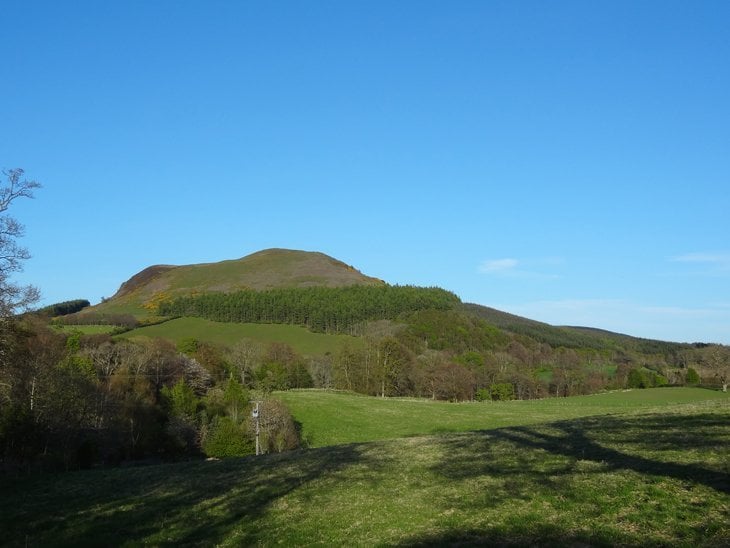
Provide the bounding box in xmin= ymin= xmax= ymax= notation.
xmin=1 ymin=389 xmax=728 ymax=546
xmin=118 ymin=317 xmax=363 ymax=356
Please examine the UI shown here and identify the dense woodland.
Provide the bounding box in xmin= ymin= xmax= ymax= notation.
xmin=0 ymin=317 xmax=303 ymax=472
xmin=158 ymin=285 xmax=461 ymax=333
xmin=37 ymin=299 xmax=90 ymax=317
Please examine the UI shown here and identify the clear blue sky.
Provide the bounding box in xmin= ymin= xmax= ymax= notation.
xmin=2 ymin=1 xmax=728 ymax=344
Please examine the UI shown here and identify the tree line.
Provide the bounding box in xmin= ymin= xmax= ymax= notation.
xmin=37 ymin=299 xmax=90 ymax=317
xmin=158 ymin=285 xmax=461 ymax=333
xmin=55 ymin=311 xmax=139 ymax=329
xmin=0 ymin=318 xmax=303 ymax=473
xmin=313 ymin=309 xmax=730 ymax=400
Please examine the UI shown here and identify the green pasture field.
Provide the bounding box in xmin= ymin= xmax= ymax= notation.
xmin=52 ymin=324 xmax=117 ymax=335
xmin=279 ymin=387 xmax=730 ymax=447
xmin=118 ymin=317 xmax=363 ymax=356
xmin=2 ymin=394 xmax=728 ymax=546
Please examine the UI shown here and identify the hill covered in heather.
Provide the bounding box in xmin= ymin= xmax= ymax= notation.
xmin=89 ymin=248 xmax=384 ymax=317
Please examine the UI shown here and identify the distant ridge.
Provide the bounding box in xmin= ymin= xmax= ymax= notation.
xmin=461 ymin=302 xmax=690 ymax=352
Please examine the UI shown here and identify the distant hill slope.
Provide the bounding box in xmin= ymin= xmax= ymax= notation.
xmin=92 ymin=248 xmax=384 ymax=317
xmin=461 ymin=302 xmax=610 ymax=347
xmin=461 ymin=302 xmax=691 ymax=354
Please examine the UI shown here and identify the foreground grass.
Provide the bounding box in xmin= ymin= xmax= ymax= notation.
xmin=279 ymin=387 xmax=730 ymax=447
xmin=119 ymin=317 xmax=363 ymax=356
xmin=2 ymin=398 xmax=728 ymax=546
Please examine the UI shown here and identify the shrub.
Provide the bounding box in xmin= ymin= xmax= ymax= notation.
xmin=202 ymin=416 xmax=254 ymax=458
xmin=489 ymin=383 xmax=515 ymax=401
xmin=177 ymin=337 xmax=199 ymax=355
xmin=685 ymin=367 xmax=701 ymax=385
xmin=255 ymin=399 xmax=302 ymax=453
xmin=653 ymin=374 xmax=668 ymax=387
xmin=161 ymin=379 xmax=200 ymax=420
xmin=627 ymin=368 xmax=651 ymax=388
xmin=475 ymin=388 xmax=491 ymax=402
xmin=165 ymin=416 xmax=200 ymax=455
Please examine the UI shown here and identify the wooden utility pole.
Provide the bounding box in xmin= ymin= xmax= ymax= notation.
xmin=252 ymin=401 xmax=261 ymax=455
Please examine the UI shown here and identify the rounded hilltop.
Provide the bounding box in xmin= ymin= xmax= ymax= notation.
xmin=94 ymin=248 xmax=384 ymax=318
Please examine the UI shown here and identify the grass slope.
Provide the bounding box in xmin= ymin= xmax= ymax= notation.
xmin=119 ymin=317 xmax=363 ymax=356
xmin=279 ymin=387 xmax=730 ymax=447
xmin=91 ymin=248 xmax=383 ymax=319
xmin=2 ymin=395 xmax=728 ymax=546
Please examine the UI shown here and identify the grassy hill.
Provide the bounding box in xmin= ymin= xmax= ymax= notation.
xmin=87 ymin=248 xmax=384 ymax=318
xmin=2 ymin=389 xmax=728 ymax=546
xmin=69 ymin=249 xmax=695 ymax=357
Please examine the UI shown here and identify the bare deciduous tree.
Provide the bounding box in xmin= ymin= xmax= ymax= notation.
xmin=227 ymin=339 xmax=262 ymax=386
xmin=0 ymin=168 xmax=41 ymax=316
xmin=706 ymin=345 xmax=730 ymax=392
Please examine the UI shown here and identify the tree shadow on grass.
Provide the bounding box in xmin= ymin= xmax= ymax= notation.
xmin=408 ymin=411 xmax=730 ymax=547
xmin=434 ymin=412 xmax=730 ymax=495
xmin=3 ymin=442 xmax=379 ymax=547
xmin=500 ymin=413 xmax=729 ymax=495
xmin=400 ymin=524 xmax=632 ymax=548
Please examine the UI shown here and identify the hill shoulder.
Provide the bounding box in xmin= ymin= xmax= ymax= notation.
xmin=112 ymin=265 xmax=177 ymax=298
